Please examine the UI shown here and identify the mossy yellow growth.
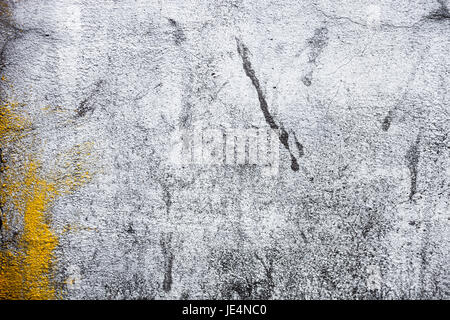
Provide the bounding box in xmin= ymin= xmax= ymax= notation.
xmin=0 ymin=161 xmax=58 ymax=300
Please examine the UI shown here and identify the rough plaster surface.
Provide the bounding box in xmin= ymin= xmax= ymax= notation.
xmin=0 ymin=0 xmax=449 ymax=299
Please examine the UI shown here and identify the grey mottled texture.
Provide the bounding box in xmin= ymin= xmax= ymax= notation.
xmin=1 ymin=0 xmax=449 ymax=299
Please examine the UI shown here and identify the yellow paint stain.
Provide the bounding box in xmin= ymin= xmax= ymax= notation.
xmin=0 ymin=80 xmax=95 ymax=299
xmin=0 ymin=154 xmax=94 ymax=299
xmin=0 ymin=145 xmax=93 ymax=300
xmin=20 ymin=163 xmax=58 ymax=300
xmin=0 ymin=148 xmax=94 ymax=299
xmin=0 ymin=161 xmax=58 ymax=300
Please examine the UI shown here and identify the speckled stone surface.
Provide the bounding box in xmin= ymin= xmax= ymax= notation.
xmin=0 ymin=0 xmax=448 ymax=299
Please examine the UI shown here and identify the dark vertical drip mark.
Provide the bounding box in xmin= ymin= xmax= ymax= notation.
xmin=162 ymin=185 xmax=172 ymax=216
xmin=76 ymin=80 xmax=104 ymax=118
xmin=160 ymin=233 xmax=174 ymax=293
xmin=290 ymin=154 xmax=299 ymax=171
xmin=164 ymin=253 xmax=174 ymax=292
xmin=301 ymin=72 xmax=312 ymax=87
xmin=160 ymin=185 xmax=173 ymax=292
xmin=382 ymin=110 xmax=393 ymax=131
xmin=406 ymin=134 xmax=421 ymax=201
xmin=254 ymin=253 xmax=275 ymax=299
xmin=179 ymin=102 xmax=192 ymax=129
xmin=301 ymin=27 xmax=329 ymax=87
xmin=278 ymin=127 xmax=289 ymax=149
xmin=167 ymin=18 xmax=186 ymax=45
xmin=236 ymin=38 xmax=304 ymax=172
xmin=381 ymin=43 xmax=431 ymax=132
xmin=307 ymin=27 xmax=329 ymax=64
xmin=300 ymin=231 xmax=308 ymax=243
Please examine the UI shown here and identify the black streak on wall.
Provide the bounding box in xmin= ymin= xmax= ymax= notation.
xmin=77 ymin=80 xmax=104 ymax=117
xmin=167 ymin=18 xmax=186 ymax=45
xmin=406 ymin=135 xmax=421 ymax=201
xmin=160 ymin=233 xmax=174 ymax=293
xmin=382 ymin=110 xmax=393 ymax=131
xmin=236 ymin=37 xmax=303 ymax=172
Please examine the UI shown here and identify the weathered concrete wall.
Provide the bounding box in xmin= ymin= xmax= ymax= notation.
xmin=0 ymin=0 xmax=448 ymax=299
